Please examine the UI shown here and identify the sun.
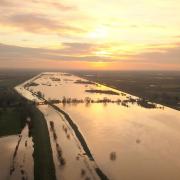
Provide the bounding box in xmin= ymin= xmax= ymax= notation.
xmin=88 ymin=26 xmax=108 ymax=39
xmin=95 ymin=50 xmax=111 ymax=57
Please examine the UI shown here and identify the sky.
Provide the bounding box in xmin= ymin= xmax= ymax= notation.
xmin=0 ymin=0 xmax=180 ymax=70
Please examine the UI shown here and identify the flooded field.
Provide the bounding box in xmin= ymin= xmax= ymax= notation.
xmin=60 ymin=104 xmax=180 ymax=180
xmin=0 ymin=123 xmax=34 ymax=180
xmin=39 ymin=105 xmax=100 ymax=180
xmin=16 ymin=72 xmax=180 ymax=180
xmin=0 ymin=135 xmax=18 ymax=180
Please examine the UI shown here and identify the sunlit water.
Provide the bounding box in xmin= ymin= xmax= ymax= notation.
xmin=26 ymin=72 xmax=180 ymax=180
xmin=39 ymin=105 xmax=99 ymax=180
xmin=60 ymin=103 xmax=180 ymax=180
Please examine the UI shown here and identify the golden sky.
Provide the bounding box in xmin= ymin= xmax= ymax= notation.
xmin=0 ymin=0 xmax=180 ymax=70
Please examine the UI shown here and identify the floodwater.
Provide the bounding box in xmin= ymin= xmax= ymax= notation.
xmin=0 ymin=124 xmax=34 ymax=180
xmin=60 ymin=103 xmax=180 ymax=180
xmin=0 ymin=135 xmax=18 ymax=180
xmin=39 ymin=105 xmax=99 ymax=180
xmin=22 ymin=72 xmax=180 ymax=180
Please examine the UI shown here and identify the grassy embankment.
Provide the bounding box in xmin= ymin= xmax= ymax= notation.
xmin=0 ymin=107 xmax=26 ymax=137
xmin=0 ymin=71 xmax=56 ymax=180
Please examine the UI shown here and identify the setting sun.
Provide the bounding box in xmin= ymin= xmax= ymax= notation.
xmin=88 ymin=26 xmax=109 ymax=39
xmin=0 ymin=0 xmax=180 ymax=70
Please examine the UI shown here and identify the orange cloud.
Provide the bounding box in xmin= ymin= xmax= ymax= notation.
xmin=0 ymin=13 xmax=84 ymax=34
xmin=0 ymin=42 xmax=180 ymax=70
xmin=0 ymin=0 xmax=180 ymax=70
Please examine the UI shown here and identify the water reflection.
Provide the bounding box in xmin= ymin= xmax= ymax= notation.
xmin=61 ymin=103 xmax=180 ymax=180
xmin=26 ymin=73 xmax=164 ymax=110
xmin=35 ymin=96 xmax=163 ymax=110
xmin=25 ymin=72 xmax=180 ymax=180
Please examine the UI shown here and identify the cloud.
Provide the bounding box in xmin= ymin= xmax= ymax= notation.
xmin=60 ymin=42 xmax=96 ymax=55
xmin=0 ymin=0 xmax=81 ymax=35
xmin=1 ymin=0 xmax=76 ymax=10
xmin=132 ymin=43 xmax=180 ymax=64
xmin=0 ymin=0 xmax=15 ymax=6
xmin=43 ymin=1 xmax=76 ymax=11
xmin=0 ymin=42 xmax=180 ymax=70
xmin=0 ymin=13 xmax=83 ymax=34
xmin=29 ymin=0 xmax=76 ymax=11
xmin=0 ymin=43 xmax=110 ymax=63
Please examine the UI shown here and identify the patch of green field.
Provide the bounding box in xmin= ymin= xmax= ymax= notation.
xmin=0 ymin=107 xmax=26 ymax=137
xmin=0 ymin=71 xmax=36 ymax=136
xmin=0 ymin=70 xmax=56 ymax=180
